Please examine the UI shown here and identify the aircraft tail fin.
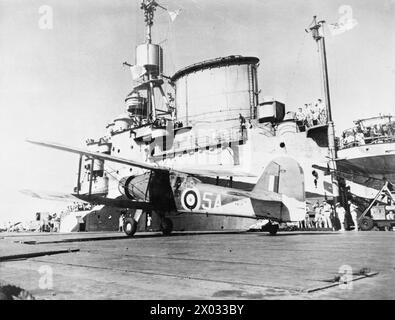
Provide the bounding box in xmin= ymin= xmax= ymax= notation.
xmin=251 ymin=157 xmax=306 ymax=222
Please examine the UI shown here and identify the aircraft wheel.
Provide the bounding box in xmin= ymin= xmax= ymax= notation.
xmin=359 ymin=217 xmax=374 ymax=231
xmin=269 ymin=224 xmax=279 ymax=236
xmin=161 ymin=218 xmax=173 ymax=236
xmin=123 ymin=218 xmax=138 ymax=237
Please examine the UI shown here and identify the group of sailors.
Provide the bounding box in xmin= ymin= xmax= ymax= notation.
xmin=341 ymin=121 xmax=395 ymax=148
xmin=129 ymin=114 xmax=183 ymax=130
xmin=301 ymin=200 xmax=360 ymax=231
xmin=39 ymin=213 xmax=61 ymax=232
xmin=295 ymin=98 xmax=327 ymax=132
xmin=66 ymin=202 xmax=92 ymax=212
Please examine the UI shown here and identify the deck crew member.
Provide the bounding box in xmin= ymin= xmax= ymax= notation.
xmin=335 ymin=202 xmax=346 ymax=231
xmin=119 ymin=213 xmax=124 ymax=232
xmin=311 ymin=104 xmax=320 ymax=126
xmin=304 ymin=104 xmax=312 ymax=127
xmin=316 ymin=99 xmax=326 ymax=123
xmin=386 ymin=210 xmax=395 ymax=220
xmin=355 ymin=130 xmax=365 ymax=145
xmin=314 ymin=202 xmax=323 ymax=228
xmin=322 ymin=200 xmax=333 ymax=229
xmin=305 ymin=209 xmax=312 ymax=229
xmin=239 ymin=113 xmax=246 ymax=136
xmin=295 ymin=108 xmax=306 ymax=132
xmin=348 ymin=201 xmax=359 ymax=232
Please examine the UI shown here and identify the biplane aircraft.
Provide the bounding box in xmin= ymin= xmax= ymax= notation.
xmin=27 ymin=140 xmax=306 ymax=236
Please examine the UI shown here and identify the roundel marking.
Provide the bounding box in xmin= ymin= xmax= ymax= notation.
xmin=181 ymin=188 xmax=201 ymax=211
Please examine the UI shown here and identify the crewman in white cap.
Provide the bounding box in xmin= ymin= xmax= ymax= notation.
xmin=322 ymin=200 xmax=333 ymax=230
xmin=348 ymin=201 xmax=359 ymax=232
xmin=335 ymin=202 xmax=346 ymax=231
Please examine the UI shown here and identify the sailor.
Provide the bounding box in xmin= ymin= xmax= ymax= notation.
xmin=119 ymin=213 xmax=124 ymax=232
xmin=322 ymin=200 xmax=333 ymax=229
xmin=372 ymin=124 xmax=379 ymax=137
xmin=239 ymin=113 xmax=247 ymax=137
xmin=160 ymin=117 xmax=167 ymax=127
xmin=305 ymin=209 xmax=312 ymax=229
xmin=314 ymin=202 xmax=323 ymax=228
xmin=295 ymin=108 xmax=306 ymax=132
xmin=348 ymin=201 xmax=359 ymax=232
xmin=239 ymin=113 xmax=246 ymax=127
xmin=386 ymin=210 xmax=395 ymax=220
xmin=335 ymin=202 xmax=346 ymax=231
xmin=311 ymin=104 xmax=320 ymax=126
xmin=147 ymin=213 xmax=152 ymax=229
xmin=303 ymin=104 xmax=311 ymax=127
xmin=355 ymin=130 xmax=365 ymax=145
xmin=389 ymin=122 xmax=395 ymax=136
xmin=316 ymin=98 xmax=326 ymax=123
xmin=153 ymin=118 xmax=160 ymax=127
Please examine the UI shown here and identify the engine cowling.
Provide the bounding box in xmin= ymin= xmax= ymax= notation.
xmin=118 ymin=172 xmax=151 ymax=200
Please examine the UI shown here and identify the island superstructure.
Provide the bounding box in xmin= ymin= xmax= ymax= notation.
xmin=69 ymin=1 xmax=337 ymax=232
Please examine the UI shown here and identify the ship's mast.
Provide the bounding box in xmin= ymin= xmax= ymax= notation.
xmin=309 ymin=16 xmax=339 ymax=204
xmin=141 ymin=0 xmax=157 ymax=44
xmin=125 ymin=1 xmax=173 ymax=122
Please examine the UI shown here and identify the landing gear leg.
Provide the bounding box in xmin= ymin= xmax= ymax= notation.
xmin=123 ymin=209 xmax=143 ymax=237
xmin=123 ymin=218 xmax=138 ymax=237
xmin=261 ymin=221 xmax=279 ymax=235
xmin=268 ymin=223 xmax=279 ymax=236
xmin=161 ymin=217 xmax=173 ymax=236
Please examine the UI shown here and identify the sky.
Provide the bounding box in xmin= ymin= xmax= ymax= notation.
xmin=0 ymin=0 xmax=394 ymax=224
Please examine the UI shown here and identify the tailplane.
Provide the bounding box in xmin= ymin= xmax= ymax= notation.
xmin=251 ymin=157 xmax=306 ymax=222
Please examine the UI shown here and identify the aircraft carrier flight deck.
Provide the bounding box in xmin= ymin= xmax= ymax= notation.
xmin=1 ymin=230 xmax=394 ymax=300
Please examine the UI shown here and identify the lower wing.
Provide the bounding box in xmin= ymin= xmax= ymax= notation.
xmin=20 ymin=189 xmax=152 ymax=210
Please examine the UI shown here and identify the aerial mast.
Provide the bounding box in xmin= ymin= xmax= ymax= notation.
xmin=309 ymin=16 xmax=339 ymax=204
xmin=141 ymin=0 xmax=158 ymax=44
xmin=130 ymin=0 xmax=173 ymax=121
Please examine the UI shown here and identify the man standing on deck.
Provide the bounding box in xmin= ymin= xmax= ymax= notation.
xmin=295 ymin=107 xmax=306 ymax=132
xmin=348 ymin=201 xmax=359 ymax=232
xmin=119 ymin=213 xmax=124 ymax=232
xmin=322 ymin=200 xmax=333 ymax=229
xmin=311 ymin=103 xmax=320 ymax=126
xmin=314 ymin=202 xmax=323 ymax=228
xmin=239 ymin=113 xmax=246 ymax=136
xmin=316 ymin=98 xmax=326 ymax=123
xmin=335 ymin=202 xmax=346 ymax=231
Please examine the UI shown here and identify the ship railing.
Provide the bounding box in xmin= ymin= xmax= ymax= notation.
xmin=339 ymin=132 xmax=395 ymax=149
xmin=185 ymin=126 xmax=245 ymax=150
xmin=152 ymin=125 xmax=246 ymax=157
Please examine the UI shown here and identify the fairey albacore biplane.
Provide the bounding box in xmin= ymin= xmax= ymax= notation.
xmin=26 ymin=140 xmax=306 ymax=236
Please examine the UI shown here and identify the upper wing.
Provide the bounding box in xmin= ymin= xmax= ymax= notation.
xmin=27 ymin=139 xmax=256 ymax=177
xmin=27 ymin=140 xmax=167 ymax=172
xmin=20 ymin=189 xmax=84 ymax=202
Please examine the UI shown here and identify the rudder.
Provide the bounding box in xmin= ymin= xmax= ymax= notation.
xmin=252 ymin=157 xmax=306 ymax=222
